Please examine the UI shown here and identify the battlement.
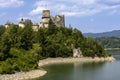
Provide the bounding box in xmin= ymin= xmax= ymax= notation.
xmin=41 ymin=10 xmax=65 ymax=28
xmin=7 ymin=10 xmax=66 ymax=30
xmin=42 ymin=10 xmax=50 ymax=18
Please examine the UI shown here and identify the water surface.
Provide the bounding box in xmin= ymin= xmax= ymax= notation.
xmin=36 ymin=50 xmax=120 ymax=80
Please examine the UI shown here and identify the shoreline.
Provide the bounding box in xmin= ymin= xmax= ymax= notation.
xmin=38 ymin=57 xmax=115 ymax=67
xmin=0 ymin=57 xmax=115 ymax=80
xmin=105 ymin=48 xmax=120 ymax=50
xmin=0 ymin=70 xmax=47 ymax=80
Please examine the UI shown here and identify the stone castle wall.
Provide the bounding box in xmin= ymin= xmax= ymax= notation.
xmin=41 ymin=10 xmax=65 ymax=28
xmin=5 ymin=10 xmax=65 ymax=31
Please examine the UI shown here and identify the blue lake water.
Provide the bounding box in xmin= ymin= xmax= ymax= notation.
xmin=36 ymin=50 xmax=120 ymax=80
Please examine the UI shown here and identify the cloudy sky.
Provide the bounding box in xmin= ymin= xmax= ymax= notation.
xmin=0 ymin=0 xmax=120 ymax=33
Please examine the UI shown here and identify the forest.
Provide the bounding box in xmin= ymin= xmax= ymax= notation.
xmin=0 ymin=20 xmax=108 ymax=74
xmin=96 ymin=37 xmax=120 ymax=48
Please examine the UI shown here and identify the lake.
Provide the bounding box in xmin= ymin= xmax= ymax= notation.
xmin=36 ymin=50 xmax=120 ymax=80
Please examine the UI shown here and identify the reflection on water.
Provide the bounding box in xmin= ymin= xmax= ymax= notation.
xmin=35 ymin=50 xmax=120 ymax=80
xmin=71 ymin=62 xmax=105 ymax=80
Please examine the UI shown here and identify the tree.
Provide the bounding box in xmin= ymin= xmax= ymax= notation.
xmin=20 ymin=21 xmax=33 ymax=50
xmin=0 ymin=32 xmax=12 ymax=60
xmin=0 ymin=25 xmax=6 ymax=37
xmin=0 ymin=22 xmax=109 ymax=74
xmin=47 ymin=19 xmax=57 ymax=35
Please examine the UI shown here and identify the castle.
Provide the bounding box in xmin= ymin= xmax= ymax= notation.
xmin=5 ymin=10 xmax=65 ymax=31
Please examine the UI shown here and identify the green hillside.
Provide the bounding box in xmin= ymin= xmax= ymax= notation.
xmin=0 ymin=21 xmax=108 ymax=74
xmin=96 ymin=37 xmax=120 ymax=48
xmin=84 ymin=30 xmax=120 ymax=38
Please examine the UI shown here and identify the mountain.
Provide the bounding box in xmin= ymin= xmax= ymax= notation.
xmin=84 ymin=30 xmax=120 ymax=38
xmin=96 ymin=37 xmax=120 ymax=48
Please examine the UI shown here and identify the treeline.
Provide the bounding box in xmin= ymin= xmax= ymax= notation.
xmin=96 ymin=37 xmax=120 ymax=48
xmin=0 ymin=21 xmax=108 ymax=74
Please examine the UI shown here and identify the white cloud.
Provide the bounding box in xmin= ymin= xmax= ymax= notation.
xmin=60 ymin=9 xmax=100 ymax=17
xmin=29 ymin=7 xmax=46 ymax=15
xmin=0 ymin=0 xmax=24 ymax=8
xmin=57 ymin=0 xmax=98 ymax=5
xmin=73 ymin=0 xmax=97 ymax=5
xmin=109 ymin=9 xmax=120 ymax=15
xmin=60 ymin=12 xmax=79 ymax=16
xmin=29 ymin=0 xmax=120 ymax=17
xmin=104 ymin=0 xmax=120 ymax=3
xmin=29 ymin=1 xmax=50 ymax=15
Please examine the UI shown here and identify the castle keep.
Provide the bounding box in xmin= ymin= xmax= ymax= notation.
xmin=18 ymin=10 xmax=65 ymax=30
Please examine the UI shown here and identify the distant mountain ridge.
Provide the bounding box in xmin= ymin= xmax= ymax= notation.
xmin=84 ymin=30 xmax=120 ymax=38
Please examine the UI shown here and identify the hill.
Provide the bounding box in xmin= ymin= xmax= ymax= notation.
xmin=84 ymin=30 xmax=120 ymax=38
xmin=96 ymin=37 xmax=120 ymax=48
xmin=0 ymin=22 xmax=108 ymax=74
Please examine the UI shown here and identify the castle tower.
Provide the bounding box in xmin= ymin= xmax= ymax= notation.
xmin=18 ymin=18 xmax=25 ymax=28
xmin=5 ymin=21 xmax=11 ymax=28
xmin=42 ymin=10 xmax=51 ymax=28
xmin=54 ymin=15 xmax=65 ymax=27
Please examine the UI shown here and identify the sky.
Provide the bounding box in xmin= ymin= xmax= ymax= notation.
xmin=0 ymin=0 xmax=120 ymax=33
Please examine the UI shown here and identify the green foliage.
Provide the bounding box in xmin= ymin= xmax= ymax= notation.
xmin=37 ymin=27 xmax=107 ymax=57
xmin=78 ymin=37 xmax=107 ymax=57
xmin=0 ymin=60 xmax=15 ymax=74
xmin=96 ymin=37 xmax=120 ymax=48
xmin=0 ymin=52 xmax=4 ymax=61
xmin=0 ymin=44 xmax=42 ymax=74
xmin=0 ymin=32 xmax=12 ymax=59
xmin=0 ymin=25 xmax=6 ymax=37
xmin=0 ymin=23 xmax=41 ymax=74
xmin=0 ymin=22 xmax=108 ymax=74
xmin=20 ymin=24 xmax=33 ymax=50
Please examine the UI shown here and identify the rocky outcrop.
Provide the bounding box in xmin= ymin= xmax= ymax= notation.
xmin=73 ymin=48 xmax=83 ymax=57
